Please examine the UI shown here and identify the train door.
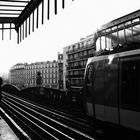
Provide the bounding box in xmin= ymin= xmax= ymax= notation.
xmin=104 ymin=57 xmax=119 ymax=124
xmin=119 ymin=55 xmax=140 ymax=130
xmin=93 ymin=60 xmax=105 ymax=121
xmin=85 ymin=64 xmax=94 ymax=116
xmin=94 ymin=58 xmax=119 ymax=123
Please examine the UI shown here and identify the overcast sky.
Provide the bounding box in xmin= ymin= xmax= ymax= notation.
xmin=0 ymin=0 xmax=140 ymax=74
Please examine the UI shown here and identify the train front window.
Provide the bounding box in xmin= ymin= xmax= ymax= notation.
xmin=120 ymin=57 xmax=140 ymax=110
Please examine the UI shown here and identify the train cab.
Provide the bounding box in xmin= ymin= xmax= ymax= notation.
xmin=84 ymin=49 xmax=140 ymax=131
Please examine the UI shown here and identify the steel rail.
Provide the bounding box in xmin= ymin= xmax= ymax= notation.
xmin=1 ymin=104 xmax=44 ymax=140
xmin=2 ymin=98 xmax=77 ymax=140
xmin=3 ymin=92 xmax=92 ymax=128
xmin=0 ymin=107 xmax=32 ymax=140
xmin=2 ymin=100 xmax=59 ymax=140
xmin=4 ymin=97 xmax=93 ymax=140
xmin=3 ymin=93 xmax=95 ymax=140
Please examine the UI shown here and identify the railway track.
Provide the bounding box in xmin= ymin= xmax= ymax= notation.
xmin=1 ymin=92 xmax=99 ymax=140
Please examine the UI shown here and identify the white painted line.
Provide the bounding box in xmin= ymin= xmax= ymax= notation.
xmin=0 ymin=107 xmax=31 ymax=140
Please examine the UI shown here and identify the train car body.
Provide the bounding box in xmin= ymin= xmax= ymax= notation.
xmin=84 ymin=48 xmax=140 ymax=131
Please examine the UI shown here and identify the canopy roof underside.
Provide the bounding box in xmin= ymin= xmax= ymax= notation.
xmin=0 ymin=0 xmax=74 ymax=43
xmin=0 ymin=0 xmax=39 ymax=24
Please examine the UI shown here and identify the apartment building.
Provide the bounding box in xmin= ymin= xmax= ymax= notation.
xmin=24 ymin=61 xmax=59 ymax=88
xmin=57 ymin=52 xmax=63 ymax=89
xmin=10 ymin=63 xmax=25 ymax=88
xmin=63 ymin=34 xmax=96 ymax=91
xmin=9 ymin=55 xmax=63 ymax=89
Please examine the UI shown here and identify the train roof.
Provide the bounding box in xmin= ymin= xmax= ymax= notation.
xmin=87 ymin=48 xmax=140 ymax=65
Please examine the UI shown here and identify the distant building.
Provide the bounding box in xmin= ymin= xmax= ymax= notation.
xmin=63 ymin=46 xmax=68 ymax=90
xmin=57 ymin=52 xmax=63 ymax=89
xmin=24 ymin=61 xmax=59 ymax=88
xmin=63 ymin=34 xmax=96 ymax=91
xmin=9 ymin=55 xmax=63 ymax=89
xmin=10 ymin=63 xmax=25 ymax=88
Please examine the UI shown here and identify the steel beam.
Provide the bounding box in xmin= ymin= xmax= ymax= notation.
xmin=15 ymin=0 xmax=43 ymax=30
xmin=0 ymin=17 xmax=18 ymax=23
xmin=100 ymin=9 xmax=140 ymax=30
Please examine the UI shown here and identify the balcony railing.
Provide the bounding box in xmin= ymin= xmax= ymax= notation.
xmin=67 ymin=65 xmax=86 ymax=70
xmin=67 ymin=44 xmax=95 ymax=55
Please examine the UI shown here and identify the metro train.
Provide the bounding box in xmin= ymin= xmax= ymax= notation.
xmin=83 ymin=45 xmax=140 ymax=131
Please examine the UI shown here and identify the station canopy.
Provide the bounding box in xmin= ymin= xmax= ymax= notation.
xmin=0 ymin=0 xmax=74 ymax=43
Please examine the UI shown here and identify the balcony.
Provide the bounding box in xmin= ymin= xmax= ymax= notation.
xmin=67 ymin=65 xmax=86 ymax=70
xmin=67 ymin=44 xmax=95 ymax=55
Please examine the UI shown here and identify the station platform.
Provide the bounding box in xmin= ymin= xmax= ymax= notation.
xmin=0 ymin=116 xmax=19 ymax=140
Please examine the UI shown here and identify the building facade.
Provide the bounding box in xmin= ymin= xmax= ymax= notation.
xmin=63 ymin=34 xmax=96 ymax=91
xmin=57 ymin=52 xmax=63 ymax=89
xmin=10 ymin=56 xmax=63 ymax=89
xmin=24 ymin=61 xmax=59 ymax=88
xmin=63 ymin=46 xmax=69 ymax=90
xmin=10 ymin=63 xmax=25 ymax=88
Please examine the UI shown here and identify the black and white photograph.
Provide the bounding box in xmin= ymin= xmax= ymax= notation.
xmin=0 ymin=0 xmax=140 ymax=139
